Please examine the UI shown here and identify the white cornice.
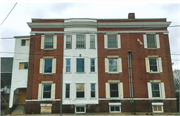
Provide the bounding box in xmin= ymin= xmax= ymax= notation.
xmin=27 ymin=22 xmax=171 ymax=29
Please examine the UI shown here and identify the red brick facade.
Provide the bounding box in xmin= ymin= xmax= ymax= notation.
xmin=25 ymin=15 xmax=177 ymax=114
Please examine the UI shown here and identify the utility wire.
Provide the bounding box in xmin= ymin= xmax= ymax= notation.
xmin=1 ymin=2 xmax=18 ymax=26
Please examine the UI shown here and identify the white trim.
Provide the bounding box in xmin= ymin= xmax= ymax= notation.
xmin=26 ymin=99 xmax=61 ymax=101
xmin=152 ymin=102 xmax=164 ymax=105
xmin=109 ymin=102 xmax=121 ymax=105
xmin=30 ymin=30 xmax=169 ymax=35
xmin=98 ymin=98 xmax=176 ymax=100
xmin=40 ymin=104 xmax=52 ymax=106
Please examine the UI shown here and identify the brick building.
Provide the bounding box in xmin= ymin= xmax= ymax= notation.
xmin=9 ymin=13 xmax=177 ymax=114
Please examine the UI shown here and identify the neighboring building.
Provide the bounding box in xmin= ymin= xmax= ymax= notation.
xmin=9 ymin=36 xmax=30 ymax=112
xmin=9 ymin=13 xmax=177 ymax=114
xmin=1 ymin=57 xmax=13 ymax=93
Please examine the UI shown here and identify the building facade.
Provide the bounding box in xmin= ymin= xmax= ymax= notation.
xmin=9 ymin=13 xmax=177 ymax=114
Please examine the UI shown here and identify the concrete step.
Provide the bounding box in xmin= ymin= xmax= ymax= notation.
xmin=12 ymin=110 xmax=24 ymax=114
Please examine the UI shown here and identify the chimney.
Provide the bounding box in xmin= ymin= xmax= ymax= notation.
xmin=128 ymin=13 xmax=135 ymax=19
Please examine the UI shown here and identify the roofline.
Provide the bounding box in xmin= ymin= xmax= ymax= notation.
xmin=14 ymin=36 xmax=30 ymax=38
xmin=31 ymin=18 xmax=167 ymax=20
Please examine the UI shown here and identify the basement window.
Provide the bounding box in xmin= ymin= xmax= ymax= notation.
xmin=152 ymin=102 xmax=164 ymax=113
xmin=75 ymin=105 xmax=86 ymax=113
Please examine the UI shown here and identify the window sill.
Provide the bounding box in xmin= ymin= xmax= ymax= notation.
xmin=43 ymin=48 xmax=54 ymax=51
xmin=106 ymin=48 xmax=119 ymax=50
xmin=89 ymin=48 xmax=96 ymax=49
xmin=147 ymin=48 xmax=158 ymax=50
xmin=64 ymin=98 xmax=71 ymax=100
xmin=75 ymin=98 xmax=86 ymax=100
xmin=149 ymin=72 xmax=161 ymax=74
xmin=107 ymin=72 xmax=120 ymax=74
xmin=41 ymin=73 xmax=54 ymax=75
xmin=75 ymin=72 xmax=86 ymax=74
xmin=89 ymin=72 xmax=96 ymax=74
xmin=75 ymin=48 xmax=86 ymax=49
xmin=65 ymin=72 xmax=72 ymax=74
xmin=90 ymin=98 xmax=97 ymax=100
xmin=65 ymin=48 xmax=72 ymax=50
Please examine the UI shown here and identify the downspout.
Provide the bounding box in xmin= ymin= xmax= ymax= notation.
xmin=128 ymin=51 xmax=134 ymax=112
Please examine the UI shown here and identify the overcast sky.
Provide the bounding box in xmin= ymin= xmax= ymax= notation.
xmin=0 ymin=1 xmax=180 ymax=70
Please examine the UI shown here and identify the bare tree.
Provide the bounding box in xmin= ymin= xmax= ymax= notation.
xmin=173 ymin=69 xmax=180 ymax=91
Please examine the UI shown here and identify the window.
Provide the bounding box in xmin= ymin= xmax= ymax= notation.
xmin=44 ymin=35 xmax=53 ymax=49
xmin=144 ymin=34 xmax=160 ymax=49
xmin=147 ymin=81 xmax=165 ymax=98
xmin=110 ymin=83 xmax=119 ymax=97
xmin=77 ymin=59 xmax=84 ymax=72
xmin=66 ymin=35 xmax=72 ymax=49
xmin=44 ymin=59 xmax=52 ymax=73
xmin=90 ymin=59 xmax=95 ymax=72
xmin=147 ymin=34 xmax=156 ymax=48
xmin=108 ymin=35 xmax=117 ymax=48
xmin=76 ymin=84 xmax=84 ymax=98
xmin=152 ymin=103 xmax=164 ymax=113
xmin=90 ymin=35 xmax=95 ymax=48
xmin=109 ymin=59 xmax=118 ymax=72
xmin=91 ymin=84 xmax=95 ymax=98
xmin=145 ymin=57 xmax=163 ymax=73
xmin=19 ymin=62 xmax=28 ymax=69
xmin=66 ymin=59 xmax=70 ymax=72
xmin=21 ymin=40 xmax=30 ymax=46
xmin=75 ymin=106 xmax=86 ymax=113
xmin=151 ymin=83 xmax=160 ymax=97
xmin=76 ymin=35 xmax=85 ymax=48
xmin=43 ymin=84 xmax=52 ymax=99
xmin=65 ymin=84 xmax=70 ymax=98
xmin=110 ymin=106 xmax=121 ymax=112
xmin=149 ymin=58 xmax=158 ymax=72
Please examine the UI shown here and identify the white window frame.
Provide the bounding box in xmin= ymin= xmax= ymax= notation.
xmin=76 ymin=35 xmax=86 ymax=49
xmin=66 ymin=35 xmax=72 ymax=49
xmin=145 ymin=57 xmax=163 ymax=73
xmin=109 ymin=83 xmax=119 ymax=98
xmin=90 ymin=35 xmax=95 ymax=49
xmin=19 ymin=62 xmax=28 ymax=69
xmin=90 ymin=58 xmax=95 ymax=72
xmin=151 ymin=83 xmax=161 ymax=98
xmin=107 ymin=35 xmax=117 ymax=48
xmin=109 ymin=103 xmax=121 ymax=113
xmin=21 ymin=39 xmax=30 ymax=46
xmin=144 ymin=34 xmax=160 ymax=49
xmin=44 ymin=35 xmax=54 ymax=49
xmin=76 ymin=83 xmax=85 ymax=98
xmin=42 ymin=84 xmax=52 ymax=99
xmin=75 ymin=106 xmax=86 ymax=113
xmin=152 ymin=102 xmax=164 ymax=113
xmin=65 ymin=83 xmax=70 ymax=98
xmin=108 ymin=58 xmax=118 ymax=73
xmin=76 ymin=58 xmax=85 ymax=73
xmin=149 ymin=58 xmax=159 ymax=72
xmin=41 ymin=34 xmax=57 ymax=50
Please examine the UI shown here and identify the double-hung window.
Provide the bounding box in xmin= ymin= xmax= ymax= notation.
xmin=109 ymin=59 xmax=118 ymax=72
xmin=91 ymin=84 xmax=95 ymax=98
xmin=144 ymin=34 xmax=160 ymax=49
xmin=76 ymin=35 xmax=85 ymax=48
xmin=145 ymin=57 xmax=163 ymax=73
xmin=90 ymin=59 xmax=95 ymax=72
xmin=44 ymin=35 xmax=53 ymax=49
xmin=149 ymin=58 xmax=158 ymax=72
xmin=77 ymin=59 xmax=84 ymax=72
xmin=43 ymin=84 xmax=52 ymax=99
xmin=110 ymin=83 xmax=119 ymax=98
xmin=90 ymin=35 xmax=95 ymax=49
xmin=76 ymin=84 xmax=84 ymax=98
xmin=108 ymin=35 xmax=117 ymax=48
xmin=151 ymin=83 xmax=160 ymax=98
xmin=19 ymin=62 xmax=28 ymax=69
xmin=44 ymin=59 xmax=52 ymax=73
xmin=66 ymin=59 xmax=70 ymax=72
xmin=65 ymin=84 xmax=70 ymax=98
xmin=66 ymin=35 xmax=72 ymax=49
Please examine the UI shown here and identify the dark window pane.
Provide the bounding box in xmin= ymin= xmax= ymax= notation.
xmin=111 ymin=107 xmax=114 ymax=111
xmin=77 ymin=59 xmax=84 ymax=72
xmin=66 ymin=84 xmax=70 ymax=98
xmin=77 ymin=92 xmax=84 ymax=98
xmin=110 ymin=84 xmax=119 ymax=97
xmin=44 ymin=59 xmax=52 ymax=73
xmin=90 ymin=59 xmax=95 ymax=72
xmin=21 ymin=40 xmax=26 ymax=46
xmin=115 ymin=106 xmax=120 ymax=111
xmin=43 ymin=84 xmax=51 ymax=98
xmin=24 ymin=62 xmax=28 ymax=69
xmin=91 ymin=91 xmax=95 ymax=97
xmin=90 ymin=35 xmax=95 ymax=48
xmin=109 ymin=59 xmax=117 ymax=72
xmin=66 ymin=35 xmax=72 ymax=49
xmin=149 ymin=58 xmax=157 ymax=72
xmin=151 ymin=83 xmax=160 ymax=97
xmin=76 ymin=107 xmax=84 ymax=112
xmin=66 ymin=59 xmax=70 ymax=72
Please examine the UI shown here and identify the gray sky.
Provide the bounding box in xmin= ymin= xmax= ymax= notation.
xmin=0 ymin=1 xmax=180 ymax=70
